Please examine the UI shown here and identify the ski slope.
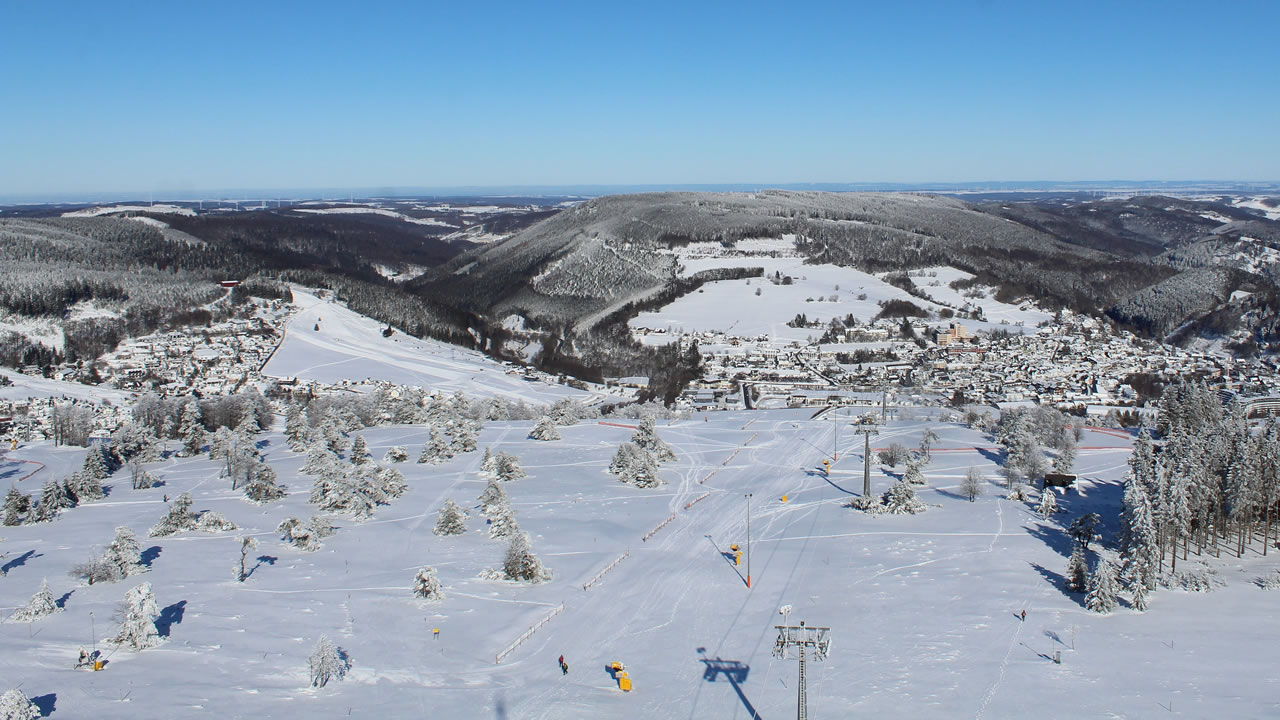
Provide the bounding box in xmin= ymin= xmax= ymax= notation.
xmin=3 ymin=413 xmax=1277 ymax=718
xmin=262 ymin=288 xmax=590 ymax=404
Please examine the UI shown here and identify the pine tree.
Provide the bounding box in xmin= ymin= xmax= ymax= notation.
xmin=610 ymin=442 xmax=661 ymax=487
xmin=529 ymin=415 xmax=561 ymax=441
xmin=1121 ymin=473 xmax=1159 ymax=592
xmin=903 ymin=459 xmax=926 ymax=485
xmin=1066 ymin=545 xmax=1088 ymax=592
xmin=478 ymin=477 xmax=509 ymax=517
xmin=284 ymin=402 xmax=310 ymax=451
xmin=32 ymin=479 xmax=73 ymax=522
xmin=434 ymin=498 xmax=467 ymax=536
xmin=1131 ymin=579 xmax=1150 ymax=612
xmin=882 ymin=480 xmax=926 ymax=514
xmin=2 ymin=487 xmax=30 ymax=526
xmin=321 ymin=407 xmax=348 ymax=454
xmin=82 ymin=445 xmax=111 ymax=480
xmin=12 ymin=578 xmax=60 ymax=622
xmin=417 ymin=431 xmax=453 ymax=464
xmin=179 ymin=398 xmax=207 ymax=458
xmin=0 ymin=688 xmax=40 ymax=720
xmin=480 ymin=447 xmax=497 ymax=474
xmin=350 ymin=434 xmax=369 ymax=464
xmin=412 ymin=566 xmax=443 ymax=601
xmin=495 ymin=452 xmax=526 ymax=482
xmin=243 ymin=461 xmax=287 ymax=504
xmin=1037 ymin=488 xmax=1058 ymax=519
xmin=487 ymin=502 xmax=520 ymax=540
xmin=383 ymin=446 xmax=408 ymax=463
xmin=66 ymin=471 xmax=104 ymax=504
xmin=102 ymin=526 xmax=143 ymax=578
xmin=631 ymin=416 xmax=676 ymax=463
xmin=112 ymin=582 xmax=161 ymax=650
xmin=502 ymin=532 xmax=550 ymax=583
xmin=1053 ymin=431 xmax=1077 ymax=474
xmin=308 ymin=635 xmax=349 ymax=688
xmin=1085 ymin=559 xmax=1119 ymax=613
xmin=149 ymin=492 xmax=197 ymax=537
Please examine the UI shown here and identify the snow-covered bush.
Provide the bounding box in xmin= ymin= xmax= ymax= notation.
xmin=149 ymin=493 xmax=236 ymax=536
xmin=0 ymin=688 xmax=40 ymax=720
xmin=417 ymin=432 xmax=454 ymax=464
xmin=1162 ymin=566 xmax=1223 ymax=593
xmin=308 ymin=634 xmax=350 ymax=688
xmin=610 ymin=443 xmax=661 ymax=488
xmin=881 ymin=480 xmax=926 ymax=515
xmin=102 ymin=526 xmax=143 ymax=578
xmin=195 ymin=511 xmax=237 ymax=532
xmin=529 ymin=415 xmax=561 ymax=441
xmin=383 ymin=446 xmax=408 ymax=463
xmin=502 ymin=532 xmax=550 ymax=583
xmin=112 ymin=581 xmax=161 ymax=650
xmin=1254 ymin=570 xmax=1280 ymax=590
xmin=12 ymin=579 xmax=61 ymax=622
xmin=412 ymin=567 xmax=443 ymax=601
xmin=434 ymin=498 xmax=467 ymax=536
xmin=495 ymin=452 xmax=526 ymax=482
xmin=278 ymin=516 xmax=337 ymax=552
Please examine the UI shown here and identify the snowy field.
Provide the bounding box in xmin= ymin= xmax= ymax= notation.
xmin=632 ymin=247 xmax=1053 ymax=343
xmin=262 ymin=289 xmax=591 ymax=405
xmin=4 ymin=412 xmax=1278 ymax=718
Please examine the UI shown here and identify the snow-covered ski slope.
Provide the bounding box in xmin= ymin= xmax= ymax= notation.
xmin=262 ymin=288 xmax=588 ymax=404
xmin=3 ymin=414 xmax=1278 ymax=718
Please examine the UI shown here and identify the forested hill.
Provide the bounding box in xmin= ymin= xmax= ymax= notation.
xmin=409 ymin=190 xmax=1280 ymax=349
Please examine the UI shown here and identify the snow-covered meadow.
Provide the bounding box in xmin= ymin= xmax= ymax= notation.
xmin=4 ymin=410 xmax=1278 ymax=718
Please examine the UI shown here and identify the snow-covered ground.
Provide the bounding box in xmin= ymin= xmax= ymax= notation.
xmin=61 ymin=205 xmax=195 ymax=218
xmin=262 ymin=288 xmax=590 ymax=404
xmin=293 ymin=207 xmax=456 ymax=227
xmin=3 ymin=412 xmax=1278 ymax=718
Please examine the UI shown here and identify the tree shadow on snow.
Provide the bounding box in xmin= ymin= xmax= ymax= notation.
xmin=155 ymin=600 xmax=186 ymax=637
xmin=1026 ymin=523 xmax=1074 ymax=559
xmin=55 ymin=589 xmax=74 ymax=609
xmin=1030 ymin=562 xmax=1084 ymax=607
xmin=932 ymin=487 xmax=970 ymax=501
xmin=139 ymin=546 xmax=162 ymax=568
xmin=30 ymin=693 xmax=55 ymax=717
xmin=244 ymin=555 xmax=277 ymax=580
xmin=976 ymin=447 xmax=1004 ymax=465
xmin=700 ymin=655 xmax=762 ymax=719
xmin=2 ymin=550 xmax=40 ymax=575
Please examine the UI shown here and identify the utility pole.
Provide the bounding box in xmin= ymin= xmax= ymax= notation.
xmin=745 ymin=493 xmax=752 ymax=588
xmin=774 ymin=620 xmax=832 ymax=720
xmin=855 ymin=423 xmax=879 ymax=497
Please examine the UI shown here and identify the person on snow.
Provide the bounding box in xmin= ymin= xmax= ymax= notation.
xmin=558 ymin=654 xmax=569 ymax=675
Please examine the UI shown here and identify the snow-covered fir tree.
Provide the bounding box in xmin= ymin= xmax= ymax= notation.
xmin=495 ymin=452 xmax=526 ymax=482
xmin=434 ymin=498 xmax=467 ymax=536
xmin=1120 ymin=469 xmax=1159 ymax=593
xmin=383 ymin=446 xmax=408 ymax=463
xmin=1132 ymin=578 xmax=1150 ymax=611
xmin=102 ymin=526 xmax=143 ymax=578
xmin=243 ymin=461 xmax=287 ymax=504
xmin=349 ymin=434 xmax=369 ymax=464
xmin=1036 ymin=488 xmax=1058 ymax=519
xmin=478 ymin=477 xmax=510 ymax=518
xmin=610 ymin=442 xmax=662 ymax=488
xmin=1053 ymin=431 xmax=1077 ymax=474
xmin=302 ymin=443 xmax=339 ymax=475
xmin=31 ymin=479 xmax=74 ymax=522
xmin=631 ymin=416 xmax=676 ymax=463
xmin=65 ymin=471 xmax=104 ymax=504
xmin=284 ymin=402 xmax=310 ymax=451
xmin=882 ymin=480 xmax=926 ymax=515
xmin=112 ymin=581 xmax=162 ymax=650
xmin=12 ymin=578 xmax=60 ymax=622
xmin=2 ymin=487 xmax=30 ymax=526
xmin=0 ymin=688 xmax=40 ymax=720
xmin=321 ymin=407 xmax=349 ymax=454
xmin=179 ymin=398 xmax=206 ymax=457
xmin=1065 ymin=545 xmax=1088 ymax=592
xmin=149 ymin=492 xmax=197 ymax=537
xmin=412 ymin=566 xmax=444 ymax=601
xmin=903 ymin=459 xmax=927 ymax=485
xmin=1085 ymin=558 xmax=1119 ymax=614
xmin=448 ymin=421 xmax=478 ymax=453
xmin=487 ymin=502 xmax=520 ymax=540
xmin=278 ymin=516 xmax=336 ymax=551
xmin=480 ymin=447 xmax=497 ymax=474
xmin=417 ymin=431 xmax=454 ymax=464
xmin=81 ymin=444 xmax=111 ymax=480
xmin=529 ymin=415 xmax=561 ymax=441
xmin=308 ymin=634 xmax=349 ymax=688
xmin=502 ymin=531 xmax=550 ymax=583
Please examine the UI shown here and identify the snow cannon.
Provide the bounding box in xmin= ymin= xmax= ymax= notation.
xmin=610 ymin=661 xmax=626 ymax=672
xmin=617 ymin=670 xmax=632 ymax=692
xmin=781 ymin=495 xmax=788 ymax=503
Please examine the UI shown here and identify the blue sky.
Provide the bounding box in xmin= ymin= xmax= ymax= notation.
xmin=1 ymin=0 xmax=1276 ymax=198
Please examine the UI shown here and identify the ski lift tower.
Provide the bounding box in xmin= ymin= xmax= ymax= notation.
xmin=854 ymin=420 xmax=879 ymax=497
xmin=773 ymin=620 xmax=832 ymax=720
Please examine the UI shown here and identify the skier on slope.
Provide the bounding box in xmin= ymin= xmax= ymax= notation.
xmin=559 ymin=654 xmax=569 ymax=675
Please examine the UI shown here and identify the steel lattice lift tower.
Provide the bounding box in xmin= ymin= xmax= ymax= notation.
xmin=773 ymin=620 xmax=832 ymax=720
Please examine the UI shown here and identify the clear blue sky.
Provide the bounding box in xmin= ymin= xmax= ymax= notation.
xmin=1 ymin=0 xmax=1277 ymax=198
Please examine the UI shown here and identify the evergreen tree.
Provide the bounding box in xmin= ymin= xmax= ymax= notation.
xmin=349 ymin=434 xmax=369 ymax=464
xmin=1121 ymin=473 xmax=1159 ymax=592
xmin=102 ymin=526 xmax=143 ymax=578
xmin=308 ymin=635 xmax=349 ymax=688
xmin=112 ymin=582 xmax=161 ymax=650
xmin=478 ymin=477 xmax=509 ymax=518
xmin=149 ymin=493 xmax=197 ymax=537
xmin=12 ymin=578 xmax=61 ymax=622
xmin=417 ymin=431 xmax=453 ymax=464
xmin=480 ymin=447 xmax=497 ymax=474
xmin=434 ymin=498 xmax=467 ymax=536
xmin=66 ymin=471 xmax=104 ymax=504
xmin=1053 ymin=431 xmax=1077 ymax=474
xmin=1037 ymin=488 xmax=1058 ymax=519
xmin=383 ymin=446 xmax=408 ymax=463
xmin=903 ymin=459 xmax=927 ymax=485
xmin=32 ymin=479 xmax=73 ymax=522
xmin=179 ymin=398 xmax=206 ymax=457
xmin=412 ymin=566 xmax=443 ymax=601
xmin=495 ymin=452 xmax=526 ymax=482
xmin=882 ymin=480 xmax=926 ymax=514
xmin=321 ymin=407 xmax=348 ymax=454
xmin=0 ymin=688 xmax=40 ymax=720
xmin=81 ymin=444 xmax=111 ymax=480
xmin=243 ymin=461 xmax=287 ymax=504
xmin=1085 ymin=559 xmax=1119 ymax=614
xmin=1066 ymin=544 xmax=1088 ymax=592
xmin=502 ymin=532 xmax=550 ymax=583
xmin=529 ymin=415 xmax=561 ymax=441
xmin=631 ymin=416 xmax=676 ymax=463
xmin=487 ymin=502 xmax=520 ymax=540
xmin=2 ymin=487 xmax=30 ymax=526
xmin=1131 ymin=579 xmax=1150 ymax=612
xmin=284 ymin=402 xmax=310 ymax=451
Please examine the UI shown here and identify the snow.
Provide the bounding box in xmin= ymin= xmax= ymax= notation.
xmin=261 ymin=288 xmax=588 ymax=404
xmin=3 ymin=413 xmax=1277 ymax=718
xmin=1231 ymin=197 xmax=1280 ymax=221
xmin=61 ymin=205 xmax=195 ymax=218
xmin=292 ymin=207 xmax=456 ymax=227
